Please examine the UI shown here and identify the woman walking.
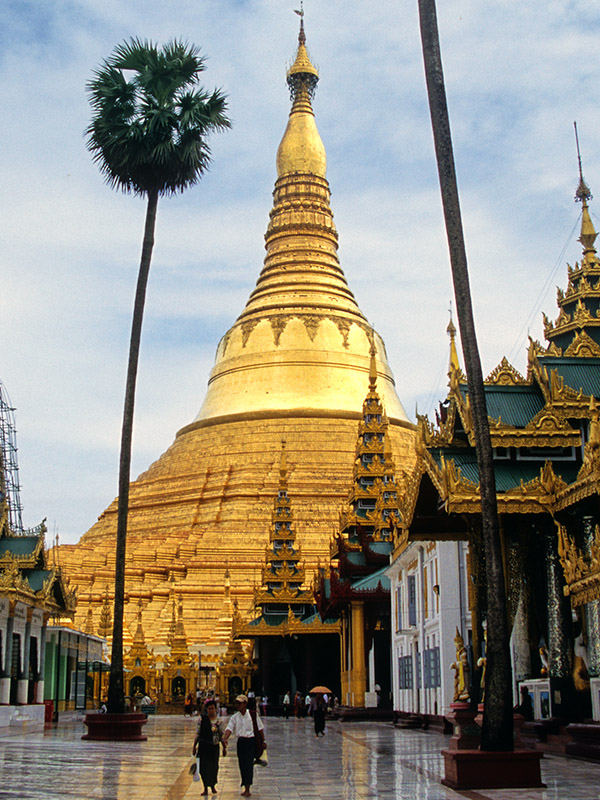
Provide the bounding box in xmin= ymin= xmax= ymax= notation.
xmin=309 ymin=693 xmax=326 ymax=736
xmin=193 ymin=699 xmax=225 ymax=795
xmin=222 ymin=694 xmax=265 ymax=797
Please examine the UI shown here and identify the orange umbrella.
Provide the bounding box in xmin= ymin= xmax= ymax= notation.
xmin=309 ymin=685 xmax=332 ymax=694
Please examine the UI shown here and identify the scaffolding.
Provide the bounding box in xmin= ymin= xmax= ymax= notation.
xmin=0 ymin=379 xmax=24 ymax=533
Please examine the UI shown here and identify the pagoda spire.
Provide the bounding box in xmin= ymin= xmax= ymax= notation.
xmin=368 ymin=337 xmax=378 ymax=393
xmin=543 ymin=126 xmax=600 ymax=355
xmin=337 ymin=369 xmax=400 ymax=548
xmin=133 ymin=598 xmax=146 ymax=646
xmin=447 ymin=315 xmax=461 ymax=374
xmin=191 ymin=16 xmax=408 ymax=427
xmin=236 ymin=15 xmax=363 ymax=324
xmin=254 ymin=442 xmax=312 ymax=610
xmin=574 ymin=122 xmax=598 ymax=264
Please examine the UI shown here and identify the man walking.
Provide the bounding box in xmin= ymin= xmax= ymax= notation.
xmin=222 ymin=694 xmax=265 ymax=797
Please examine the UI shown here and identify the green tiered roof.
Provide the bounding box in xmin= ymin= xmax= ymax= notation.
xmin=400 ymin=177 xmax=600 ymax=543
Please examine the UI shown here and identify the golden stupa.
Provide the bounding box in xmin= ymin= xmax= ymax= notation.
xmin=59 ymin=19 xmax=416 ymax=663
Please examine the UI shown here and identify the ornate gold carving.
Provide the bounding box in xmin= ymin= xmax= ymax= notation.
xmin=241 ymin=319 xmax=259 ymax=347
xmin=333 ymin=317 xmax=352 ymax=348
xmin=485 ymin=357 xmax=526 ymax=386
xmin=564 ymin=329 xmax=600 ymax=357
xmin=557 ymin=522 xmax=600 ymax=607
xmin=270 ymin=315 xmax=289 ymax=346
xmin=489 ymin=405 xmax=580 ymax=449
xmin=302 ymin=315 xmax=321 ymax=342
xmin=220 ymin=330 xmax=232 ymax=357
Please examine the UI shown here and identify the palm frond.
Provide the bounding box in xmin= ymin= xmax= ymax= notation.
xmin=86 ymin=38 xmax=229 ymax=196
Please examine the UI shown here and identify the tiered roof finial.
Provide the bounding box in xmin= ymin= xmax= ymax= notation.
xmin=279 ymin=440 xmax=288 ymax=489
xmin=288 ymin=3 xmax=318 ymax=100
xmin=295 ymin=3 xmax=305 ymax=43
xmin=574 ymin=122 xmax=598 ymax=261
xmin=368 ymin=336 xmax=378 ymax=393
xmin=574 ymin=121 xmax=592 ymax=204
xmin=447 ymin=312 xmax=461 ymax=375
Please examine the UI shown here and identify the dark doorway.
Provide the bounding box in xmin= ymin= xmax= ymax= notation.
xmin=10 ymin=633 xmax=20 ymax=705
xmin=130 ymin=676 xmax=146 ymax=696
xmin=228 ymin=676 xmax=242 ymax=703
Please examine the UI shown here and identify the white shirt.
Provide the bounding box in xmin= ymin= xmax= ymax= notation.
xmin=226 ymin=709 xmax=264 ymax=739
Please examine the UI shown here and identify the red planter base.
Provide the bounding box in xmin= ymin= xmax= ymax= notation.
xmin=82 ymin=712 xmax=148 ymax=741
xmin=441 ymin=748 xmax=544 ymax=789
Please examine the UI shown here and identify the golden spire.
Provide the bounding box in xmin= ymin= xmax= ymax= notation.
xmin=98 ymin=586 xmax=112 ymax=640
xmin=279 ymin=440 xmax=288 ymax=490
xmin=133 ymin=598 xmax=146 ymax=646
xmin=277 ymin=10 xmax=325 ymax=178
xmin=369 ymin=337 xmax=378 ymax=392
xmin=447 ymin=314 xmax=461 ymax=374
xmin=188 ymin=13 xmax=409 ymax=427
xmin=574 ymin=122 xmax=598 ymax=265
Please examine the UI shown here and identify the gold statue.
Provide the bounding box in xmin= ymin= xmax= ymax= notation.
xmin=476 ymin=625 xmax=487 ymax=702
xmin=450 ymin=628 xmax=470 ymax=702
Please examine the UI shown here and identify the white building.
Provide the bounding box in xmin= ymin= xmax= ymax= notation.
xmin=386 ymin=539 xmax=471 ymax=724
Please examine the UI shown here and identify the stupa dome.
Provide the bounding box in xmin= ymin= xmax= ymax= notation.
xmin=59 ymin=21 xmax=415 ymax=653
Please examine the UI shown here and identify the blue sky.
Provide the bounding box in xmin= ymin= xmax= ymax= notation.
xmin=1 ymin=0 xmax=599 ymax=543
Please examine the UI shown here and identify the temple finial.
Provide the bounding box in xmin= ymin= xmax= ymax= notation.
xmin=287 ymin=3 xmax=318 ymax=100
xmin=447 ymin=309 xmax=461 ymax=374
xmin=574 ymin=122 xmax=592 ymax=204
xmin=294 ymin=3 xmax=305 ymax=45
xmin=279 ymin=440 xmax=288 ymax=489
xmin=369 ymin=336 xmax=378 ymax=392
xmin=574 ymin=123 xmax=598 ymax=262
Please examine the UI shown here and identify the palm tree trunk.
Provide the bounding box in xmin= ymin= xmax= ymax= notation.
xmin=417 ymin=0 xmax=513 ymax=750
xmin=107 ymin=188 xmax=159 ymax=714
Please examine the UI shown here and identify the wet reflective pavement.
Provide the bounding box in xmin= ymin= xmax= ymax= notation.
xmin=1 ymin=714 xmax=599 ymax=799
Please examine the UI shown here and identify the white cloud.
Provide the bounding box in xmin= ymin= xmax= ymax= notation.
xmin=1 ymin=0 xmax=599 ymax=542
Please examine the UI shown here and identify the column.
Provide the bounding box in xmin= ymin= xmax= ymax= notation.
xmin=340 ymin=610 xmax=350 ymax=705
xmin=350 ymin=601 xmax=366 ymax=707
xmin=36 ymin=626 xmax=47 ymax=704
xmin=586 ymin=603 xmax=600 ymax=677
xmin=545 ymin=530 xmax=574 ymax=718
xmin=546 ymin=532 xmax=571 ymax=678
xmin=582 ymin=517 xmax=600 ymax=676
xmin=0 ymin=616 xmax=14 ymax=705
xmin=17 ymin=618 xmax=31 ymax=704
xmin=508 ymin=529 xmax=532 ymax=689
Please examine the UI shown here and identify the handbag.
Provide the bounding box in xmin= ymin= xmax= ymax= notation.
xmin=249 ymin=710 xmax=266 ymax=761
xmin=190 ymin=759 xmax=200 ymax=782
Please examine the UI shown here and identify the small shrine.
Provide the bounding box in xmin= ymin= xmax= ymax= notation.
xmin=315 ymin=344 xmax=401 ymax=709
xmin=234 ymin=442 xmax=339 ymax=702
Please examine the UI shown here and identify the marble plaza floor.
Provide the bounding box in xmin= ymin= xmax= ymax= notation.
xmin=1 ymin=714 xmax=600 ymax=800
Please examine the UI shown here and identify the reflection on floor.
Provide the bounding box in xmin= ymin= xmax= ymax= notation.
xmin=1 ymin=714 xmax=599 ymax=799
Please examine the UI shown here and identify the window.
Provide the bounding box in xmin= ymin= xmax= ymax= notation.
xmin=423 ymin=646 xmax=441 ymax=688
xmin=408 ymin=575 xmax=417 ymax=627
xmin=396 ymin=586 xmax=403 ymax=631
xmin=358 ymin=499 xmax=376 ymax=509
xmin=517 ymin=445 xmax=575 ymax=461
xmin=398 ymin=655 xmax=413 ymax=690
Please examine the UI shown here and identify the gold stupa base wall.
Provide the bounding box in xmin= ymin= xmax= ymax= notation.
xmin=58 ymin=414 xmax=415 ymax=650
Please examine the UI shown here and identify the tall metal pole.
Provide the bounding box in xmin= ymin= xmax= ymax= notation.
xmin=417 ymin=0 xmax=513 ymax=750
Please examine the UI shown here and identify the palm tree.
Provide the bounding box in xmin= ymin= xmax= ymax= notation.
xmin=86 ymin=38 xmax=230 ymax=714
xmin=417 ymin=1 xmax=513 ymax=750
